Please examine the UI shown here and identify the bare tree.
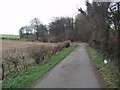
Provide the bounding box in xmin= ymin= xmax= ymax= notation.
xmin=49 ymin=17 xmax=74 ymax=42
xmin=30 ymin=18 xmax=41 ymax=40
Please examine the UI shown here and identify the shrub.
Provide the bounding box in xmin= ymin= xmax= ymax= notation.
xmin=2 ymin=42 xmax=70 ymax=80
xmin=3 ymin=49 xmax=20 ymax=72
xmin=57 ymin=40 xmax=71 ymax=49
xmin=63 ymin=40 xmax=71 ymax=48
xmin=27 ymin=45 xmax=48 ymax=64
xmin=2 ymin=48 xmax=29 ymax=80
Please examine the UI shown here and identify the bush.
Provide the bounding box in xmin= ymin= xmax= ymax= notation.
xmin=57 ymin=40 xmax=71 ymax=49
xmin=2 ymin=41 xmax=70 ymax=80
xmin=27 ymin=41 xmax=71 ymax=65
xmin=27 ymin=45 xmax=49 ymax=64
xmin=63 ymin=40 xmax=71 ymax=48
xmin=3 ymin=49 xmax=20 ymax=72
xmin=2 ymin=48 xmax=29 ymax=80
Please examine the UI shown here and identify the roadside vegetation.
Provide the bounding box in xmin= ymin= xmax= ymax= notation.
xmin=77 ymin=2 xmax=119 ymax=88
xmin=2 ymin=41 xmax=76 ymax=88
xmin=87 ymin=46 xmax=119 ymax=88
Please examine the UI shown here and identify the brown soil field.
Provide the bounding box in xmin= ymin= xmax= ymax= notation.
xmin=1 ymin=40 xmax=56 ymax=51
xmin=0 ymin=40 xmax=57 ymax=80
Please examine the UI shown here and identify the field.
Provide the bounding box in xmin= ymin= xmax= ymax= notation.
xmin=1 ymin=40 xmax=57 ymax=63
xmin=1 ymin=40 xmax=56 ymax=51
xmin=1 ymin=40 xmax=76 ymax=88
xmin=0 ymin=34 xmax=20 ymax=38
xmin=1 ymin=40 xmax=57 ymax=82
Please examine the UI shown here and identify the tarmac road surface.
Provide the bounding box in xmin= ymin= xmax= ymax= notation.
xmin=30 ymin=43 xmax=105 ymax=88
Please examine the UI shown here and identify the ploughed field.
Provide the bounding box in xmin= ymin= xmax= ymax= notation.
xmin=1 ymin=40 xmax=57 ymax=70
xmin=1 ymin=40 xmax=70 ymax=81
xmin=1 ymin=40 xmax=57 ymax=61
xmin=1 ymin=40 xmax=56 ymax=51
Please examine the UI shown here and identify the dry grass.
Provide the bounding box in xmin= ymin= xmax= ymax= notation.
xmin=1 ymin=40 xmax=56 ymax=51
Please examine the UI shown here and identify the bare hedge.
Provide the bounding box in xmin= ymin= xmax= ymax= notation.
xmin=2 ymin=41 xmax=71 ymax=80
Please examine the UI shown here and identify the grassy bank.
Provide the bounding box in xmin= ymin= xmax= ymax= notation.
xmin=2 ymin=44 xmax=76 ymax=88
xmin=87 ymin=46 xmax=119 ymax=88
xmin=0 ymin=34 xmax=20 ymax=38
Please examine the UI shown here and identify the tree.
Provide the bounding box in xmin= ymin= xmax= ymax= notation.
xmin=108 ymin=2 xmax=120 ymax=31
xmin=19 ymin=26 xmax=33 ymax=38
xmin=38 ymin=24 xmax=48 ymax=41
xmin=77 ymin=1 xmax=110 ymax=49
xmin=77 ymin=1 xmax=119 ymax=71
xmin=49 ymin=17 xmax=74 ymax=42
xmin=30 ymin=18 xmax=41 ymax=40
xmin=19 ymin=27 xmax=25 ymax=38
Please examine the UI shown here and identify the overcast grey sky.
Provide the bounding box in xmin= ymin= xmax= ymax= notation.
xmin=0 ymin=0 xmax=86 ymax=35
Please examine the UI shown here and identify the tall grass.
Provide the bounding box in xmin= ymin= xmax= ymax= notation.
xmin=87 ymin=46 xmax=119 ymax=88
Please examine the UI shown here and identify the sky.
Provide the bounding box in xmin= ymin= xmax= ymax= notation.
xmin=0 ymin=0 xmax=86 ymax=35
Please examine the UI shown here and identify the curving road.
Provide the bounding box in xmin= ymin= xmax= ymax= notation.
xmin=30 ymin=43 xmax=105 ymax=88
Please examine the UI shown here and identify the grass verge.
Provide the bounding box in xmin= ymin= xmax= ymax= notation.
xmin=0 ymin=34 xmax=20 ymax=38
xmin=2 ymin=44 xmax=76 ymax=88
xmin=86 ymin=46 xmax=119 ymax=88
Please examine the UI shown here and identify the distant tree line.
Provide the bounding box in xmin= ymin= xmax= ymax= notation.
xmin=19 ymin=17 xmax=75 ymax=42
xmin=19 ymin=18 xmax=48 ymax=42
xmin=49 ymin=17 xmax=75 ymax=42
xmin=19 ymin=1 xmax=120 ymax=70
